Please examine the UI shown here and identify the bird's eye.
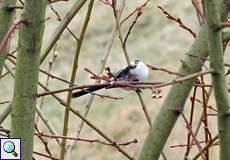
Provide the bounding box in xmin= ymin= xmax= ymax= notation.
xmin=134 ymin=60 xmax=139 ymax=64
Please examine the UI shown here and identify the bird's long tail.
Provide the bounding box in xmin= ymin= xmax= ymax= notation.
xmin=72 ymin=83 xmax=110 ymax=98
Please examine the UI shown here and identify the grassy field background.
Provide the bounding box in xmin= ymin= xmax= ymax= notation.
xmin=1 ymin=0 xmax=230 ymax=159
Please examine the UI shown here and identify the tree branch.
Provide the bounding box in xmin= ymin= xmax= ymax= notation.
xmin=204 ymin=0 xmax=230 ymax=159
xmin=137 ymin=1 xmax=230 ymax=159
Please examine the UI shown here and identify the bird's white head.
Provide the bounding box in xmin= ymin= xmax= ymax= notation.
xmin=130 ymin=60 xmax=149 ymax=81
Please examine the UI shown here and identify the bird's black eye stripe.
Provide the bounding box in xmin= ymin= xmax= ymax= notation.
xmin=130 ymin=64 xmax=137 ymax=69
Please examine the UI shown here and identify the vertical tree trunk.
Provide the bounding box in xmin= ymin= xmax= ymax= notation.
xmin=205 ymin=0 xmax=230 ymax=159
xmin=138 ymin=1 xmax=230 ymax=159
xmin=0 ymin=0 xmax=16 ymax=78
xmin=10 ymin=0 xmax=46 ymax=159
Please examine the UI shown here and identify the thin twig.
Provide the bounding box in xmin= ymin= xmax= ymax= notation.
xmin=40 ymin=0 xmax=87 ymax=64
xmin=37 ymin=83 xmax=135 ymax=160
xmin=33 ymin=151 xmax=59 ymax=160
xmin=35 ymin=46 xmax=58 ymax=125
xmin=64 ymin=2 xmax=127 ymax=158
xmin=192 ymin=135 xmax=219 ymax=160
xmin=34 ymin=125 xmax=53 ymax=157
xmin=191 ymin=0 xmax=205 ymax=25
xmin=37 ymin=70 xmax=213 ymax=97
xmin=120 ymin=0 xmax=150 ymax=24
xmin=184 ymin=85 xmax=198 ymax=159
xmin=47 ymin=1 xmax=79 ymax=42
xmin=147 ymin=64 xmax=184 ymax=77
xmin=157 ymin=5 xmax=196 ymax=38
xmin=35 ymin=132 xmax=138 ymax=147
xmin=0 ymin=18 xmax=26 ymax=53
xmin=60 ymin=0 xmax=94 ymax=158
xmin=123 ymin=0 xmax=150 ymax=46
xmin=181 ymin=113 xmax=206 ymax=160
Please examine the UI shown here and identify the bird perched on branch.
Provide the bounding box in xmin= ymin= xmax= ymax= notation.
xmin=72 ymin=60 xmax=149 ymax=98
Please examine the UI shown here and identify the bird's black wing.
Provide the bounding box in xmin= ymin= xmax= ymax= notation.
xmin=72 ymin=65 xmax=135 ymax=98
xmin=72 ymin=82 xmax=110 ymax=98
xmin=114 ymin=65 xmax=133 ymax=80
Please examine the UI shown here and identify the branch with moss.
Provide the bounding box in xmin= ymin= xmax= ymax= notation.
xmin=204 ymin=0 xmax=230 ymax=159
xmin=138 ymin=0 xmax=230 ymax=159
xmin=10 ymin=0 xmax=46 ymax=159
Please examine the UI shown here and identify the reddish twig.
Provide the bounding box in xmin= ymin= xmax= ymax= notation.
xmin=6 ymin=55 xmax=123 ymax=100
xmin=34 ymin=132 xmax=138 ymax=147
xmin=123 ymin=0 xmax=150 ymax=46
xmin=191 ymin=0 xmax=205 ymax=25
xmin=171 ymin=140 xmax=206 ymax=148
xmin=192 ymin=135 xmax=219 ymax=160
xmin=157 ymin=5 xmax=196 ymax=38
xmin=193 ymin=98 xmax=217 ymax=112
xmin=120 ymin=0 xmax=150 ymax=24
xmin=200 ymin=76 xmax=209 ymax=159
xmin=34 ymin=125 xmax=53 ymax=157
xmin=37 ymin=70 xmax=212 ymax=97
xmin=171 ymin=139 xmax=218 ymax=149
xmin=7 ymin=53 xmax=78 ymax=86
xmin=147 ymin=64 xmax=184 ymax=76
xmin=105 ymin=66 xmax=117 ymax=80
xmin=33 ymin=151 xmax=59 ymax=160
xmin=184 ymin=85 xmax=198 ymax=159
xmin=123 ymin=9 xmax=142 ymax=47
xmin=181 ymin=113 xmax=206 ymax=160
xmin=40 ymin=69 xmax=77 ymax=86
xmin=84 ymin=68 xmax=109 ymax=81
xmin=0 ymin=18 xmax=26 ymax=53
xmin=47 ymin=0 xmax=79 ymax=42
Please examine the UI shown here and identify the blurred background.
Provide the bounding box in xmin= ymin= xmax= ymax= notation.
xmin=1 ymin=0 xmax=230 ymax=159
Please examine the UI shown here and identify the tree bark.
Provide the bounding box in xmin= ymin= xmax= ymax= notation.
xmin=205 ymin=0 xmax=230 ymax=159
xmin=10 ymin=0 xmax=46 ymax=159
xmin=138 ymin=0 xmax=230 ymax=159
xmin=0 ymin=0 xmax=16 ymax=78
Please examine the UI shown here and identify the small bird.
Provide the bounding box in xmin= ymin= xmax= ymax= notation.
xmin=72 ymin=60 xmax=149 ymax=98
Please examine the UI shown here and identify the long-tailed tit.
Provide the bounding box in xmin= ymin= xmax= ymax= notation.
xmin=72 ymin=60 xmax=149 ymax=98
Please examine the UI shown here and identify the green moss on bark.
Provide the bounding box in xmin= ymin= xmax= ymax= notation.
xmin=10 ymin=0 xmax=46 ymax=159
xmin=138 ymin=1 xmax=230 ymax=159
xmin=205 ymin=0 xmax=230 ymax=159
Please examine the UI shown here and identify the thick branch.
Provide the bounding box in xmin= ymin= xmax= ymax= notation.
xmin=138 ymin=1 xmax=230 ymax=159
xmin=10 ymin=0 xmax=46 ymax=159
xmin=204 ymin=0 xmax=230 ymax=159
